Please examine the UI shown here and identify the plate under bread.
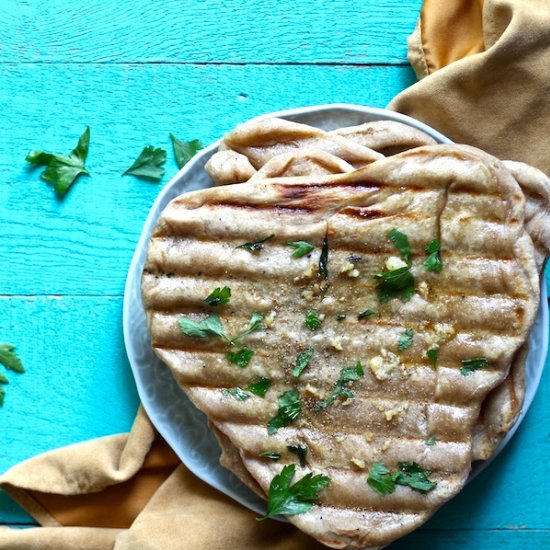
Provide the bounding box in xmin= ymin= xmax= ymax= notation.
xmin=123 ymin=104 xmax=548 ymax=515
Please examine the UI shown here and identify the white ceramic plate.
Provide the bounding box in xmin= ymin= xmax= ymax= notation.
xmin=123 ymin=104 xmax=548 ymax=514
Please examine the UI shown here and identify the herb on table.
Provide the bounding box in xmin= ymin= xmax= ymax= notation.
xmin=374 ymin=266 xmax=415 ymax=303
xmin=358 ymin=309 xmax=376 ymax=320
xmin=267 ymin=389 xmax=301 ymax=435
xmin=0 ymin=344 xmax=25 ymax=408
xmin=426 ymin=348 xmax=438 ymax=368
xmin=178 ymin=313 xmax=230 ymax=342
xmin=204 ymin=286 xmax=231 ymax=306
xmin=398 ymin=329 xmax=414 ymax=351
xmin=304 ymin=309 xmax=322 ymax=331
xmin=292 ymin=348 xmax=314 ymax=378
xmin=424 ymin=239 xmax=442 ymax=272
xmin=0 ymin=372 xmax=8 ymax=384
xmin=258 ymin=464 xmax=331 ymax=520
xmin=367 ymin=462 xmax=395 ymax=496
xmin=170 ymin=134 xmax=203 ymax=169
xmin=287 ymin=444 xmax=308 ymax=468
xmin=123 ymin=145 xmax=166 ymax=181
xmin=221 ymin=387 xmax=250 ymax=401
xmin=425 ymin=436 xmax=437 ymax=446
xmin=318 ymin=233 xmax=329 ymax=278
xmin=236 ymin=235 xmax=274 ymax=254
xmin=232 ymin=312 xmax=264 ymax=343
xmin=226 ymin=347 xmax=254 ymax=368
xmin=460 ymin=357 xmax=489 ymax=376
xmin=314 ymin=362 xmax=364 ymax=411
xmin=388 ymin=228 xmax=411 ymax=265
xmin=286 ymin=241 xmax=314 ymax=258
xmin=248 ymin=377 xmax=271 ymax=397
xmin=393 ymin=462 xmax=437 ymax=493
xmin=26 ymin=127 xmax=90 ymax=196
xmin=260 ymin=451 xmax=281 ymax=461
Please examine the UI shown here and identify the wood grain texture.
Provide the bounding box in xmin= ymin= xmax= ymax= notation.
xmin=0 ymin=0 xmax=421 ymax=64
xmin=0 ymin=63 xmax=415 ymax=295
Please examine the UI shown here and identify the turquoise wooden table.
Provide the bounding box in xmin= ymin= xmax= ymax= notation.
xmin=1 ymin=1 xmax=548 ymax=548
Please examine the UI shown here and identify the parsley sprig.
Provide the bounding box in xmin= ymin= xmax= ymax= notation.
xmin=226 ymin=347 xmax=254 ymax=368
xmin=287 ymin=444 xmax=308 ymax=468
xmin=292 ymin=348 xmax=314 ymax=378
xmin=204 ymin=286 xmax=231 ymax=306
xmin=367 ymin=461 xmax=437 ymax=495
xmin=286 ymin=241 xmax=314 ymax=258
xmin=388 ymin=228 xmax=411 ymax=265
xmin=374 ymin=266 xmax=415 ymax=303
xmin=248 ymin=377 xmax=271 ymax=397
xmin=0 ymin=344 xmax=25 ymax=407
xmin=170 ymin=134 xmax=203 ymax=169
xmin=267 ymin=389 xmax=301 ymax=435
xmin=258 ymin=464 xmax=331 ymax=520
xmin=460 ymin=357 xmax=489 ymax=376
xmin=398 ymin=329 xmax=414 ymax=351
xmin=424 ymin=239 xmax=442 ymax=272
xmin=123 ymin=145 xmax=166 ymax=182
xmin=314 ymin=362 xmax=364 ymax=411
xmin=236 ymin=235 xmax=274 ymax=254
xmin=304 ymin=310 xmax=322 ymax=331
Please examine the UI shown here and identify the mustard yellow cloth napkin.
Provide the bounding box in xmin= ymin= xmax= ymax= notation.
xmin=2 ymin=0 xmax=550 ymax=548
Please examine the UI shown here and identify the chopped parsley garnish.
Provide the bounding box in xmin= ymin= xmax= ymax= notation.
xmin=236 ymin=235 xmax=274 ymax=254
xmin=314 ymin=362 xmax=364 ymax=411
xmin=424 ymin=239 xmax=442 ymax=272
xmin=368 ymin=461 xmax=437 ymax=495
xmin=398 ymin=329 xmax=414 ymax=351
xmin=460 ymin=357 xmax=489 ymax=376
xmin=374 ymin=266 xmax=415 ymax=303
xmin=0 ymin=344 xmax=25 ymax=374
xmin=232 ymin=312 xmax=265 ymax=342
xmin=425 ymin=436 xmax=437 ymax=446
xmin=248 ymin=377 xmax=271 ymax=397
xmin=260 ymin=451 xmax=281 ymax=461
xmin=336 ymin=314 xmax=347 ymax=322
xmin=226 ymin=347 xmax=254 ymax=368
xmin=388 ymin=228 xmax=411 ymax=265
xmin=304 ymin=309 xmax=322 ymax=331
xmin=358 ymin=309 xmax=376 ymax=320
xmin=286 ymin=241 xmax=314 ymax=258
xmin=26 ymin=126 xmax=90 ymax=196
xmin=367 ymin=462 xmax=395 ymax=496
xmin=258 ymin=464 xmax=331 ymax=520
xmin=178 ymin=313 xmax=230 ymax=342
xmin=393 ymin=462 xmax=437 ymax=493
xmin=267 ymin=389 xmax=301 ymax=435
xmin=292 ymin=348 xmax=314 ymax=378
xmin=318 ymin=233 xmax=329 ymax=278
xmin=221 ymin=387 xmax=250 ymax=401
xmin=170 ymin=134 xmax=203 ymax=169
xmin=123 ymin=145 xmax=166 ymax=181
xmin=287 ymin=444 xmax=308 ymax=468
xmin=204 ymin=286 xmax=231 ymax=306
xmin=427 ymin=348 xmax=439 ymax=368
xmin=0 ymin=372 xmax=9 ymax=384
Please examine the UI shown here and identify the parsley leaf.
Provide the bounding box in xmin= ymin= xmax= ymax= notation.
xmin=260 ymin=451 xmax=281 ymax=461
xmin=26 ymin=127 xmax=90 ymax=196
xmin=388 ymin=228 xmax=411 ymax=265
xmin=226 ymin=347 xmax=254 ymax=368
xmin=178 ymin=313 xmax=230 ymax=342
xmin=248 ymin=377 xmax=271 ymax=397
xmin=393 ymin=462 xmax=437 ymax=493
xmin=123 ymin=145 xmax=166 ymax=181
xmin=314 ymin=362 xmax=364 ymax=411
xmin=259 ymin=464 xmax=331 ymax=520
xmin=367 ymin=462 xmax=395 ymax=496
xmin=287 ymin=444 xmax=308 ymax=468
xmin=358 ymin=309 xmax=376 ymax=320
xmin=374 ymin=266 xmax=415 ymax=303
xmin=221 ymin=387 xmax=250 ymax=401
xmin=170 ymin=134 xmax=203 ymax=169
xmin=267 ymin=389 xmax=301 ymax=435
xmin=460 ymin=357 xmax=489 ymax=376
xmin=232 ymin=312 xmax=264 ymax=343
xmin=204 ymin=286 xmax=231 ymax=306
xmin=0 ymin=372 xmax=9 ymax=384
xmin=398 ymin=329 xmax=414 ymax=351
xmin=236 ymin=235 xmax=274 ymax=254
xmin=0 ymin=344 xmax=25 ymax=373
xmin=427 ymin=348 xmax=439 ymax=368
xmin=425 ymin=436 xmax=437 ymax=446
xmin=424 ymin=239 xmax=442 ymax=272
xmin=318 ymin=233 xmax=329 ymax=278
xmin=286 ymin=241 xmax=314 ymax=258
xmin=304 ymin=309 xmax=322 ymax=331
xmin=292 ymin=348 xmax=314 ymax=378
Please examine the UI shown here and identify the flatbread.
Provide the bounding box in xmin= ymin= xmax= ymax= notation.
xmin=143 ymin=145 xmax=540 ymax=549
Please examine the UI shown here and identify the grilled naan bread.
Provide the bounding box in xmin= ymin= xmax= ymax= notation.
xmin=143 ymin=145 xmax=542 ymax=549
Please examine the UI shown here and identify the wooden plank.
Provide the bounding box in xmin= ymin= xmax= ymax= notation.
xmin=0 ymin=0 xmax=421 ymax=64
xmin=0 ymin=63 xmax=416 ymax=295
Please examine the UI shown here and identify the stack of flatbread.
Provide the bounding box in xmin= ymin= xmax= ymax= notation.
xmin=142 ymin=116 xmax=550 ymax=549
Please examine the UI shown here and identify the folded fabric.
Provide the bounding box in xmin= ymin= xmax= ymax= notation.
xmin=2 ymin=0 xmax=549 ymax=547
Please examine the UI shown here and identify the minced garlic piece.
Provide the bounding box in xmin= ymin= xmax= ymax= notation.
xmin=418 ymin=280 xmax=429 ymax=299
xmin=335 ymin=435 xmax=345 ymax=443
xmin=340 ymin=260 xmax=355 ymax=274
xmin=318 ymin=313 xmax=326 ymax=321
xmin=348 ymin=269 xmax=360 ymax=278
xmin=301 ymin=289 xmax=314 ymax=301
xmin=426 ymin=322 xmax=455 ymax=348
xmin=369 ymin=349 xmax=400 ymax=381
xmin=351 ymin=457 xmax=366 ymax=469
xmin=385 ymin=256 xmax=408 ymax=271
xmin=264 ymin=311 xmax=276 ymax=328
xmin=304 ymin=383 xmax=322 ymax=399
xmin=364 ymin=432 xmax=374 ymax=442
xmin=384 ymin=402 xmax=409 ymax=422
xmin=381 ymin=440 xmax=391 ymax=452
xmin=331 ymin=336 xmax=343 ymax=351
